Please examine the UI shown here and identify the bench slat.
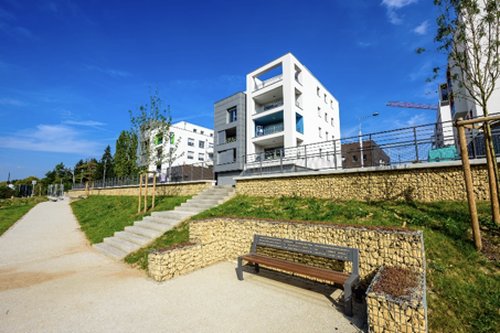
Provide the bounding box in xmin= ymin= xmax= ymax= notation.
xmin=241 ymin=254 xmax=349 ymax=285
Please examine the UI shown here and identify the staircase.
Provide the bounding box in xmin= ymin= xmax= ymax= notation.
xmin=93 ymin=186 xmax=235 ymax=260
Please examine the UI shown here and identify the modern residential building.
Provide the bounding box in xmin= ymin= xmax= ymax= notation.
xmin=341 ymin=141 xmax=390 ymax=169
xmin=213 ymin=92 xmax=246 ymax=186
xmin=147 ymin=121 xmax=214 ymax=181
xmin=434 ymin=82 xmax=456 ymax=147
xmin=244 ymin=53 xmax=341 ymax=172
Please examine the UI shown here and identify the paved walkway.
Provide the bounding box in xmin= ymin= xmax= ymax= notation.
xmin=0 ymin=198 xmax=365 ymax=332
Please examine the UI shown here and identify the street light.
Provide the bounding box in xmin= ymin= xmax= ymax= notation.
xmin=358 ymin=112 xmax=379 ymax=168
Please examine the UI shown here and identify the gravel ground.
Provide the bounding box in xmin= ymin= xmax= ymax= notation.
xmin=0 ymin=198 xmax=364 ymax=333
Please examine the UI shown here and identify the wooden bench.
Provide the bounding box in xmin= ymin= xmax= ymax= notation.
xmin=236 ymin=235 xmax=360 ymax=316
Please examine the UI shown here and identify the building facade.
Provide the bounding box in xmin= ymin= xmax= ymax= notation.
xmin=213 ymin=92 xmax=246 ymax=186
xmin=341 ymin=141 xmax=390 ymax=169
xmin=244 ymin=53 xmax=341 ymax=171
xmin=147 ymin=121 xmax=214 ymax=181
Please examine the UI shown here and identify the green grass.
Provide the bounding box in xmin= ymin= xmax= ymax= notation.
xmin=190 ymin=195 xmax=499 ymax=333
xmin=0 ymin=197 xmax=47 ymax=236
xmin=71 ymin=195 xmax=190 ymax=244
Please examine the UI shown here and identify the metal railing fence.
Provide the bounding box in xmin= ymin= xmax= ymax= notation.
xmin=242 ymin=120 xmax=500 ymax=176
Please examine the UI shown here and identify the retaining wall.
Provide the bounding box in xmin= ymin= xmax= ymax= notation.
xmin=67 ymin=180 xmax=214 ymax=198
xmin=235 ymin=160 xmax=489 ymax=202
xmin=148 ymin=218 xmax=425 ymax=284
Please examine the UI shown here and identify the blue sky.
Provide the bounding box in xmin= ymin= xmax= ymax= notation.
xmin=0 ymin=0 xmax=445 ymax=180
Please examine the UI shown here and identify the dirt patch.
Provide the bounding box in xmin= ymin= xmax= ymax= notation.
xmin=372 ymin=266 xmax=419 ymax=298
xmin=0 ymin=269 xmax=75 ymax=291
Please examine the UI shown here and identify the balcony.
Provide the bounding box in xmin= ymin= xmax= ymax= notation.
xmin=255 ymin=123 xmax=284 ymax=137
xmin=254 ymin=74 xmax=283 ymax=91
xmin=256 ymin=99 xmax=283 ymax=114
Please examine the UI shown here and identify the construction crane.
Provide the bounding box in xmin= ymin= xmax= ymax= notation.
xmin=386 ymin=101 xmax=438 ymax=110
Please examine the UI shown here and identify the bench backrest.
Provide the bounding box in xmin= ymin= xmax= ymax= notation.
xmin=251 ymin=235 xmax=359 ymax=275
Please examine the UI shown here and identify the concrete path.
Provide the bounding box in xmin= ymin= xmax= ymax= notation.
xmin=0 ymin=198 xmax=365 ymax=333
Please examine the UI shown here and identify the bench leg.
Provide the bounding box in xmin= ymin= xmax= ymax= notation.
xmin=254 ymin=263 xmax=260 ymax=273
xmin=343 ymin=285 xmax=353 ymax=317
xmin=236 ymin=257 xmax=244 ymax=281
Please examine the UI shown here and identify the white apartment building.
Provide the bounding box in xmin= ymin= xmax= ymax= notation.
xmin=147 ymin=121 xmax=214 ymax=176
xmin=435 ymin=83 xmax=456 ymax=147
xmin=245 ymin=53 xmax=341 ymax=170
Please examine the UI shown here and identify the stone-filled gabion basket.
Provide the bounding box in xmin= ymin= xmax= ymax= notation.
xmin=366 ymin=266 xmax=427 ymax=333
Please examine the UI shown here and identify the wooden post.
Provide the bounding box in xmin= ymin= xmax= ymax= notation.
xmin=483 ymin=124 xmax=500 ymax=224
xmin=457 ymin=118 xmax=482 ymax=250
xmin=144 ymin=173 xmax=149 ymax=213
xmin=152 ymin=172 xmax=157 ymax=210
xmin=85 ymin=181 xmax=89 ymax=197
xmin=138 ymin=174 xmax=143 ymax=214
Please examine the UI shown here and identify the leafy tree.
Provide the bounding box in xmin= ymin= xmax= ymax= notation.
xmin=129 ymin=89 xmax=172 ymax=173
xmin=114 ymin=130 xmax=138 ymax=177
xmin=96 ymin=145 xmax=114 ymax=181
xmin=433 ymin=0 xmax=500 ymax=224
xmin=44 ymin=162 xmax=73 ymax=190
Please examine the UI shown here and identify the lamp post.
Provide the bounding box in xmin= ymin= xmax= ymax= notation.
xmin=358 ymin=112 xmax=379 ymax=168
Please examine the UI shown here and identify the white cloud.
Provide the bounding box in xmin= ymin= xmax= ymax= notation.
xmin=0 ymin=97 xmax=26 ymax=106
xmin=84 ymin=64 xmax=132 ymax=78
xmin=357 ymin=41 xmax=372 ymax=48
xmin=63 ymin=120 xmax=106 ymax=127
xmin=381 ymin=0 xmax=418 ymax=25
xmin=0 ymin=124 xmax=101 ymax=154
xmin=413 ymin=20 xmax=429 ymax=35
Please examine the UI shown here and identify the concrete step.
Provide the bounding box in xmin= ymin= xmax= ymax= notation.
xmin=125 ymin=225 xmax=163 ymax=239
xmin=151 ymin=210 xmax=192 ymax=219
xmin=93 ymin=242 xmax=128 ymax=260
xmin=174 ymin=206 xmax=205 ymax=213
xmin=104 ymin=237 xmax=141 ymax=253
xmin=142 ymin=215 xmax=178 ymax=225
xmin=185 ymin=198 xmax=223 ymax=205
xmin=114 ymin=231 xmax=151 ymax=246
xmin=135 ymin=220 xmax=171 ymax=232
xmin=180 ymin=202 xmax=215 ymax=209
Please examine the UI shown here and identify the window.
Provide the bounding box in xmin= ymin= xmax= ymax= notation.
xmin=187 ymin=151 xmax=194 ymax=159
xmin=199 ymin=140 xmax=205 ymax=149
xmin=325 ymin=131 xmax=329 ymax=140
xmin=318 ymin=107 xmax=321 ymax=117
xmin=198 ymin=153 xmax=204 ymax=161
xmin=332 ymin=135 xmax=335 ymax=140
xmin=331 ymin=117 xmax=334 ymax=126
xmin=200 ymin=130 xmax=204 ymax=135
xmin=324 ymin=93 xmax=327 ymax=103
xmin=209 ymin=142 xmax=213 ymax=148
xmin=193 ymin=128 xmax=197 ymax=133
xmin=319 ymin=127 xmax=322 ymax=138
xmin=210 ymin=133 xmax=213 ymax=137
xmin=317 ymin=87 xmax=320 ymax=97
xmin=187 ymin=138 xmax=195 ymax=146
xmin=352 ymin=155 xmax=358 ymax=162
xmin=227 ymin=106 xmax=237 ymax=123
xmin=324 ymin=112 xmax=328 ymax=122
xmin=330 ymin=100 xmax=334 ymax=109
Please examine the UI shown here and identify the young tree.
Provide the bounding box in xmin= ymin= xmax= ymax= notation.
xmin=114 ymin=130 xmax=138 ymax=177
xmin=434 ymin=0 xmax=500 ymax=224
xmin=129 ymin=90 xmax=172 ymax=174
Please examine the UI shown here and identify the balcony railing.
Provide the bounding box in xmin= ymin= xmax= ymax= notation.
xmin=255 ymin=123 xmax=284 ymax=137
xmin=254 ymin=74 xmax=283 ymax=90
xmin=256 ymin=99 xmax=284 ymax=114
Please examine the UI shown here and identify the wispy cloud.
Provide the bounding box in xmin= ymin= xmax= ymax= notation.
xmin=84 ymin=64 xmax=132 ymax=78
xmin=413 ymin=20 xmax=428 ymax=35
xmin=381 ymin=0 xmax=418 ymax=25
xmin=409 ymin=61 xmax=431 ymax=82
xmin=0 ymin=124 xmax=101 ymax=154
xmin=357 ymin=41 xmax=372 ymax=48
xmin=0 ymin=97 xmax=26 ymax=106
xmin=0 ymin=6 xmax=36 ymax=40
xmin=63 ymin=120 xmax=106 ymax=127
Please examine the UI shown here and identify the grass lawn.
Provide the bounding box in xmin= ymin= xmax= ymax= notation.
xmin=0 ymin=197 xmax=47 ymax=236
xmin=71 ymin=195 xmax=190 ymax=244
xmin=110 ymin=194 xmax=499 ymax=332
